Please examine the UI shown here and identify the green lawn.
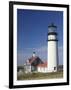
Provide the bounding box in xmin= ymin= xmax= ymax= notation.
xmin=17 ymin=71 xmax=63 ymax=80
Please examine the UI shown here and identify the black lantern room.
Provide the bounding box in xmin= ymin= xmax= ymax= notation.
xmin=48 ymin=23 xmax=57 ymax=35
xmin=48 ymin=23 xmax=58 ymax=41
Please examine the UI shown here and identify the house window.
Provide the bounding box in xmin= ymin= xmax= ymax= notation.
xmin=54 ymin=67 xmax=56 ymax=70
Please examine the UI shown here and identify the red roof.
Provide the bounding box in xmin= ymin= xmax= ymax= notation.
xmin=37 ymin=62 xmax=47 ymax=67
xmin=29 ymin=56 xmax=38 ymax=64
xmin=27 ymin=56 xmax=47 ymax=67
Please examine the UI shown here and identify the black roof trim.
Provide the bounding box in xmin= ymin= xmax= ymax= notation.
xmin=48 ymin=39 xmax=58 ymax=41
xmin=48 ymin=32 xmax=57 ymax=35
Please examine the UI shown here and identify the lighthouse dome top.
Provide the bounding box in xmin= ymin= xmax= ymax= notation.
xmin=48 ymin=23 xmax=57 ymax=28
xmin=48 ymin=23 xmax=57 ymax=33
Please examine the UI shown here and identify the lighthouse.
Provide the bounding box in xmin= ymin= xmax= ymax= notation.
xmin=47 ymin=23 xmax=58 ymax=72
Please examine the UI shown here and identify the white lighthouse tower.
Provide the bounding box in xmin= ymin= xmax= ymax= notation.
xmin=47 ymin=23 xmax=58 ymax=72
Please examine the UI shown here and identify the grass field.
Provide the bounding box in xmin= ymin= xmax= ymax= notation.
xmin=17 ymin=71 xmax=63 ymax=80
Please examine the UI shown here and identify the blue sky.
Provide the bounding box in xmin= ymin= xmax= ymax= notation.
xmin=17 ymin=9 xmax=63 ymax=66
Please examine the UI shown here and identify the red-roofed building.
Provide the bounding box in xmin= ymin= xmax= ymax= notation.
xmin=24 ymin=52 xmax=48 ymax=73
xmin=37 ymin=62 xmax=47 ymax=67
xmin=37 ymin=62 xmax=47 ymax=73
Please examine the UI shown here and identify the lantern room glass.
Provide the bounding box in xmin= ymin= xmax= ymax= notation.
xmin=48 ymin=23 xmax=57 ymax=33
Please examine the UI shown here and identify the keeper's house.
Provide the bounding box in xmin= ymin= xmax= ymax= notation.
xmin=24 ymin=52 xmax=47 ymax=73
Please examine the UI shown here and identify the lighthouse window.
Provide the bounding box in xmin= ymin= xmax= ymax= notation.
xmin=49 ymin=27 xmax=56 ymax=33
